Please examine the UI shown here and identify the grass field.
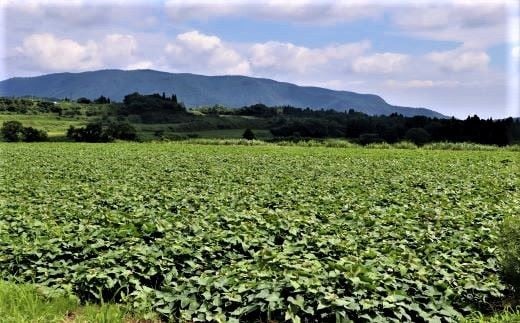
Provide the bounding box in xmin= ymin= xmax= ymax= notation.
xmin=0 ymin=143 xmax=518 ymax=321
xmin=0 ymin=114 xmax=86 ymax=138
xmin=0 ymin=113 xmax=273 ymax=141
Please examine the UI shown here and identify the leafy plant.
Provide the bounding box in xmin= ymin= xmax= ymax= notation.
xmin=0 ymin=143 xmax=518 ymax=321
xmin=499 ymin=215 xmax=520 ymax=296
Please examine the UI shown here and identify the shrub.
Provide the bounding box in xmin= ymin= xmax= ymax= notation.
xmin=499 ymin=215 xmax=520 ymax=296
xmin=405 ymin=128 xmax=431 ymax=145
xmin=77 ymin=97 xmax=91 ymax=104
xmin=242 ymin=128 xmax=255 ymax=140
xmin=393 ymin=141 xmax=418 ymax=149
xmin=1 ymin=121 xmax=24 ymax=142
xmin=22 ymin=127 xmax=48 ymax=142
xmin=67 ymin=123 xmax=111 ymax=142
xmin=1 ymin=121 xmax=48 ymax=142
xmin=358 ymin=133 xmax=383 ymax=145
xmin=106 ymin=122 xmax=137 ymax=140
xmin=67 ymin=122 xmax=138 ymax=142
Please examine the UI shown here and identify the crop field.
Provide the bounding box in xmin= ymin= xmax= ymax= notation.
xmin=0 ymin=143 xmax=518 ymax=322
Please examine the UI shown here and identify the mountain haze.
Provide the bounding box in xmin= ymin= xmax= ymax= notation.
xmin=0 ymin=69 xmax=445 ymax=117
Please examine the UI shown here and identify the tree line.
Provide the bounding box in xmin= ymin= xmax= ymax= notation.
xmin=217 ymin=105 xmax=519 ymax=146
xmin=1 ymin=93 xmax=519 ymax=145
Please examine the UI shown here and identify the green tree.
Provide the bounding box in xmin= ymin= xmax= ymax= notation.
xmin=94 ymin=96 xmax=110 ymax=104
xmin=405 ymin=128 xmax=431 ymax=145
xmin=1 ymin=121 xmax=24 ymax=142
xmin=22 ymin=127 xmax=47 ymax=142
xmin=77 ymin=97 xmax=91 ymax=104
xmin=242 ymin=128 xmax=255 ymax=140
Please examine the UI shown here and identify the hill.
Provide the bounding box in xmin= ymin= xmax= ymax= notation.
xmin=0 ymin=69 xmax=445 ymax=117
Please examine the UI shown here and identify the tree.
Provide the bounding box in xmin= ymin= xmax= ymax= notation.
xmin=242 ymin=128 xmax=255 ymax=140
xmin=22 ymin=127 xmax=48 ymax=142
xmin=67 ymin=121 xmax=138 ymax=142
xmin=1 ymin=121 xmax=47 ymax=142
xmin=66 ymin=123 xmax=111 ymax=142
xmin=1 ymin=121 xmax=24 ymax=142
xmin=405 ymin=128 xmax=431 ymax=145
xmin=358 ymin=133 xmax=383 ymax=145
xmin=94 ymin=95 xmax=110 ymax=104
xmin=106 ymin=122 xmax=137 ymax=140
xmin=77 ymin=97 xmax=91 ymax=104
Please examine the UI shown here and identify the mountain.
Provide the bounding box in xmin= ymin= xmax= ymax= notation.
xmin=0 ymin=69 xmax=445 ymax=117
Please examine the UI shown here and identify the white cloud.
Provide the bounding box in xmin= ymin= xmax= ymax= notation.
xmin=15 ymin=33 xmax=142 ymax=72
xmin=164 ymin=0 xmax=382 ymax=24
xmin=126 ymin=60 xmax=154 ymax=70
xmin=385 ymin=79 xmax=461 ymax=89
xmin=512 ymin=45 xmax=520 ymax=59
xmin=426 ymin=47 xmax=490 ymax=72
xmin=102 ymin=34 xmax=137 ymax=64
xmin=164 ymin=31 xmax=251 ymax=75
xmin=390 ymin=2 xmax=511 ymax=49
xmin=352 ymin=53 xmax=409 ymax=74
xmin=392 ymin=3 xmax=505 ymax=31
xmin=16 ymin=33 xmax=100 ymax=70
xmin=249 ymin=40 xmax=370 ymax=74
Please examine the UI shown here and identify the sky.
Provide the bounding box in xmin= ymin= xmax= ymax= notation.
xmin=0 ymin=0 xmax=519 ymax=118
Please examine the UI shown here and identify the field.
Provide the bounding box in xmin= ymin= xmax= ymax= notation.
xmin=0 ymin=143 xmax=519 ymax=322
xmin=0 ymin=112 xmax=273 ymax=141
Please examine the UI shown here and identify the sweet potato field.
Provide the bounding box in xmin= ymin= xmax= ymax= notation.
xmin=0 ymin=143 xmax=518 ymax=322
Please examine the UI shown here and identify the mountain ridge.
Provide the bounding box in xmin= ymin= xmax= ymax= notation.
xmin=0 ymin=69 xmax=446 ymax=118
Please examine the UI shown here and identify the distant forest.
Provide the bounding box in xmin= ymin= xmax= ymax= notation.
xmin=199 ymin=104 xmax=520 ymax=146
xmin=1 ymin=94 xmax=519 ymax=145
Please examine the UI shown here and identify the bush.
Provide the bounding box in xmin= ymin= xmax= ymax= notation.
xmin=22 ymin=127 xmax=48 ymax=142
xmin=77 ymin=97 xmax=91 ymax=104
xmin=67 ymin=122 xmax=138 ymax=142
xmin=1 ymin=121 xmax=48 ymax=142
xmin=1 ymin=121 xmax=24 ymax=142
xmin=242 ymin=128 xmax=255 ymax=140
xmin=499 ymin=215 xmax=520 ymax=296
xmin=358 ymin=133 xmax=383 ymax=145
xmin=106 ymin=122 xmax=137 ymax=140
xmin=67 ymin=123 xmax=111 ymax=142
xmin=405 ymin=128 xmax=431 ymax=145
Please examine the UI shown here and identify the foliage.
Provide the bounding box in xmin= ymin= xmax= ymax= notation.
xmin=67 ymin=122 xmax=137 ymax=142
xmin=106 ymin=122 xmax=138 ymax=141
xmin=0 ymin=281 xmax=154 ymax=323
xmin=22 ymin=126 xmax=49 ymax=142
xmin=1 ymin=120 xmax=48 ymax=142
xmin=358 ymin=133 xmax=383 ymax=145
xmin=94 ymin=95 xmax=111 ymax=104
xmin=116 ymin=92 xmax=186 ymax=123
xmin=463 ymin=308 xmax=520 ymax=323
xmin=1 ymin=120 xmax=24 ymax=141
xmin=77 ymin=97 xmax=92 ymax=104
xmin=405 ymin=128 xmax=431 ymax=146
xmin=67 ymin=123 xmax=112 ymax=142
xmin=499 ymin=215 xmax=520 ymax=296
xmin=2 ymin=96 xmax=519 ymax=146
xmin=1 ymin=143 xmax=518 ymax=321
xmin=242 ymin=128 xmax=255 ymax=140
xmin=0 ymin=281 xmax=79 ymax=323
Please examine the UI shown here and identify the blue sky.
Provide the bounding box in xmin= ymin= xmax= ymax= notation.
xmin=1 ymin=0 xmax=519 ymax=118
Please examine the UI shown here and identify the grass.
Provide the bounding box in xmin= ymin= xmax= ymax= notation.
xmin=0 ymin=113 xmax=274 ymax=141
xmin=2 ymin=281 xmax=518 ymax=323
xmin=0 ymin=114 xmax=87 ymax=138
xmin=463 ymin=309 xmax=520 ymax=322
xmin=0 ymin=281 xmax=155 ymax=323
